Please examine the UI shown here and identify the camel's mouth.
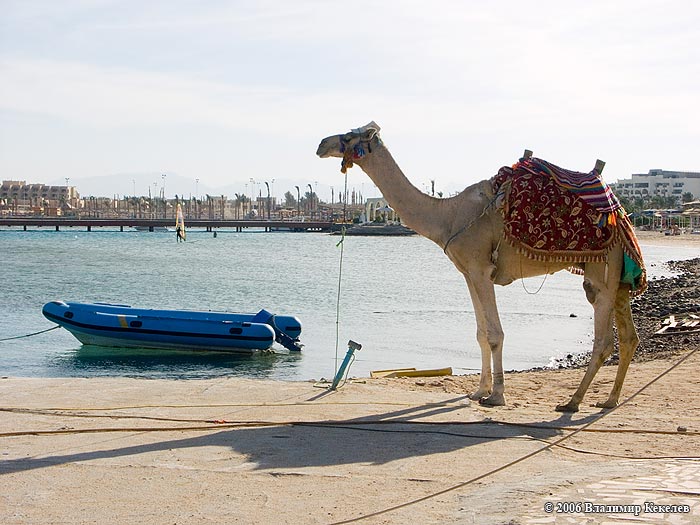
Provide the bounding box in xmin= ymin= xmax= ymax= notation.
xmin=316 ymin=136 xmax=342 ymax=158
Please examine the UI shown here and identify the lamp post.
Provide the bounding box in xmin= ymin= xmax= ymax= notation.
xmin=249 ymin=178 xmax=256 ymax=218
xmin=307 ymin=183 xmax=313 ymax=219
xmin=314 ymin=181 xmax=319 ymax=219
xmin=65 ymin=177 xmax=71 ymax=213
xmin=152 ymin=182 xmax=157 ymax=218
xmin=161 ymin=174 xmax=167 ymax=218
xmin=295 ymin=185 xmax=300 ymax=219
xmin=264 ymin=181 xmax=270 ymax=220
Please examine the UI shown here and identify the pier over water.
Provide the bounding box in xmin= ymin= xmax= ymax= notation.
xmin=0 ymin=218 xmax=334 ymax=232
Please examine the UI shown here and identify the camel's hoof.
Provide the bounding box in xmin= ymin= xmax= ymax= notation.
xmin=479 ymin=394 xmax=505 ymax=407
xmin=555 ymin=402 xmax=579 ymax=413
xmin=469 ymin=390 xmax=491 ymax=401
xmin=595 ymin=400 xmax=617 ymax=409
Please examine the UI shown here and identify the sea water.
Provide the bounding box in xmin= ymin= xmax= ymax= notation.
xmin=0 ymin=229 xmax=696 ymax=381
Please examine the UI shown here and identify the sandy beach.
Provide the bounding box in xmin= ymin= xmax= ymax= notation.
xmin=2 ymin=231 xmax=699 ymax=524
xmin=634 ymin=228 xmax=700 ymax=248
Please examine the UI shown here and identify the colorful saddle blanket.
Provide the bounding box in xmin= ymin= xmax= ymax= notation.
xmin=491 ymin=157 xmax=647 ymax=296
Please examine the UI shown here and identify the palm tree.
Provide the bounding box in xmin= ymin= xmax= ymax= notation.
xmin=234 ymin=193 xmax=242 ymax=219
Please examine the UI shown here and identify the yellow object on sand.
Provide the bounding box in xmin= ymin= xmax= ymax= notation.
xmin=370 ymin=367 xmax=453 ymax=379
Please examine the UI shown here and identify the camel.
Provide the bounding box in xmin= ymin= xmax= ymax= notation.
xmin=317 ymin=122 xmax=642 ymax=412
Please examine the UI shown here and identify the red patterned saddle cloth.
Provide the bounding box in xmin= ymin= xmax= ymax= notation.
xmin=491 ymin=158 xmax=646 ymax=295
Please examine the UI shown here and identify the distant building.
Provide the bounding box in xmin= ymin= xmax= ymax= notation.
xmin=611 ymin=170 xmax=700 ymax=204
xmin=364 ymin=197 xmax=398 ymax=223
xmin=0 ymin=180 xmax=79 ymax=215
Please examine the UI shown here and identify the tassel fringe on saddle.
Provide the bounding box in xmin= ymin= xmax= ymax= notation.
xmin=492 ymin=157 xmax=647 ymax=297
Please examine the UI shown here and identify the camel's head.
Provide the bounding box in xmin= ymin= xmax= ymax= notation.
xmin=316 ymin=121 xmax=381 ymax=173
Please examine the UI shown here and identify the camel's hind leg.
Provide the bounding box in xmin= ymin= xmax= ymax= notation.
xmin=556 ymin=259 xmax=620 ymax=412
xmin=596 ymin=285 xmax=639 ymax=408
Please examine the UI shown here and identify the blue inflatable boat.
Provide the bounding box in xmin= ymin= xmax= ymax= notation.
xmin=42 ymin=301 xmax=303 ymax=353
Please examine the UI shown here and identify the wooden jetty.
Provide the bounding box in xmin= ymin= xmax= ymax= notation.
xmin=0 ymin=217 xmax=334 ymax=233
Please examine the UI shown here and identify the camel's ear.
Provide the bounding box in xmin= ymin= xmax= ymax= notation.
xmin=362 ymin=127 xmax=378 ymax=141
xmin=352 ymin=121 xmax=381 ymax=140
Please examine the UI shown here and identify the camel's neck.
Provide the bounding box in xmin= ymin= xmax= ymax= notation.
xmin=356 ymin=140 xmax=450 ymax=244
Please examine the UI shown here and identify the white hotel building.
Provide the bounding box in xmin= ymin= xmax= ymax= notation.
xmin=611 ymin=169 xmax=700 ymax=204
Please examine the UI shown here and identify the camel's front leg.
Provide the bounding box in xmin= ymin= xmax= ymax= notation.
xmin=465 ymin=274 xmax=505 ymax=406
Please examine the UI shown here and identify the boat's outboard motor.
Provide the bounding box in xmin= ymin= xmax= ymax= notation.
xmin=252 ymin=309 xmax=303 ymax=352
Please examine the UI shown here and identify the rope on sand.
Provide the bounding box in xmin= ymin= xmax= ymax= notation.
xmin=0 ymin=409 xmax=698 ymax=440
xmin=330 ymin=346 xmax=700 ymax=525
xmin=0 ymin=346 xmax=696 ymax=522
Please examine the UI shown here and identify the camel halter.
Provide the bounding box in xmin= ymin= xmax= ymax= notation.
xmin=339 ymin=135 xmax=378 ymax=174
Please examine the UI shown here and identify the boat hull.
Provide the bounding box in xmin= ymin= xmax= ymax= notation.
xmin=42 ymin=301 xmax=302 ymax=354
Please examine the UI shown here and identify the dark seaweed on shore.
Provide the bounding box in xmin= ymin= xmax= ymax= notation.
xmin=631 ymin=257 xmax=700 ymax=361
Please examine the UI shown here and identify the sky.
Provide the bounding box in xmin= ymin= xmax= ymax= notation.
xmin=1 ymin=0 xmax=699 ymax=202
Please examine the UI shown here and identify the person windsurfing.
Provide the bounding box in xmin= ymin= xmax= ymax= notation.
xmin=175 ymin=203 xmax=186 ymax=242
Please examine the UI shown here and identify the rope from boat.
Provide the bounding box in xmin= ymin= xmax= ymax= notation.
xmin=0 ymin=325 xmax=59 ymax=342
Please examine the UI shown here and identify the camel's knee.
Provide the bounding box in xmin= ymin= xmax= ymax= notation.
xmin=629 ymin=332 xmax=639 ymax=351
xmin=591 ymin=331 xmax=615 ymax=356
xmin=619 ymin=330 xmax=639 ymax=354
xmin=476 ymin=327 xmax=504 ymax=351
xmin=587 ymin=348 xmax=609 ymax=370
xmin=614 ymin=293 xmax=640 ymax=353
xmin=582 ymin=279 xmax=598 ymax=305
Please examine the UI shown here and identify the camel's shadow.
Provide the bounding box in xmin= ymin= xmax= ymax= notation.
xmin=0 ymin=398 xmax=602 ymax=475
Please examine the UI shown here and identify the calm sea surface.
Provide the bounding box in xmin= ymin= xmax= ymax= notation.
xmin=1 ymin=228 xmax=696 ymax=381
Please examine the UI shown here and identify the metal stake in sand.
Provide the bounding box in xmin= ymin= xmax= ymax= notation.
xmin=330 ymin=340 xmax=362 ymax=390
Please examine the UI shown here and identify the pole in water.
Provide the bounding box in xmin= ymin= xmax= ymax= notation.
xmin=330 ymin=340 xmax=362 ymax=390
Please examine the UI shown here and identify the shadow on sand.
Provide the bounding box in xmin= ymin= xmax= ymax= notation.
xmin=0 ymin=396 xmax=603 ymax=475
